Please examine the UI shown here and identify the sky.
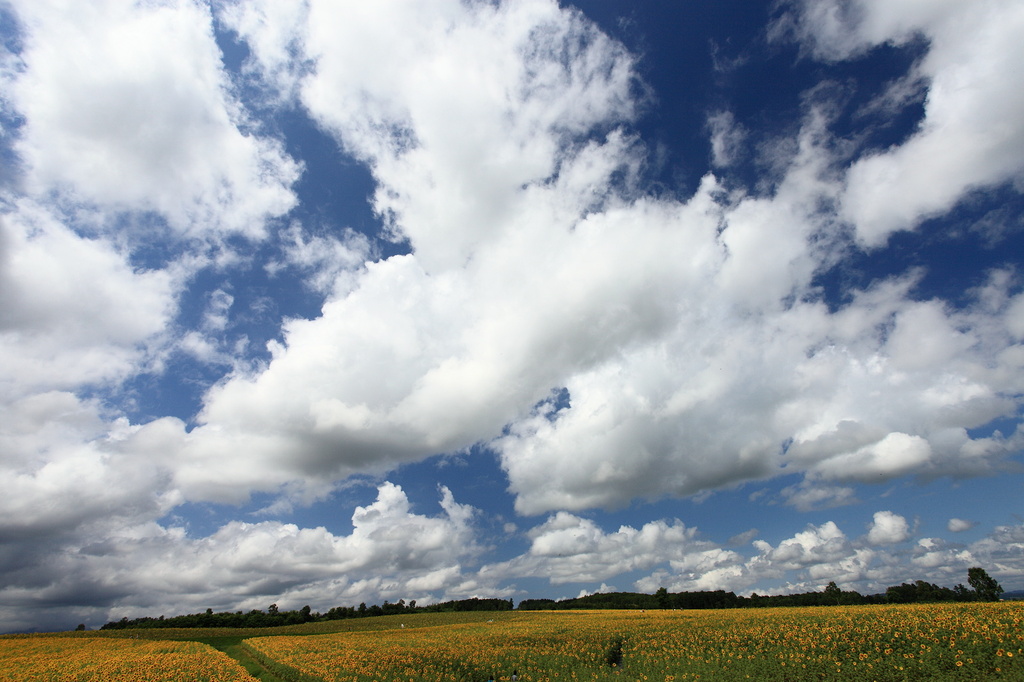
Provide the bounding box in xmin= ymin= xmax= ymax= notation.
xmin=1 ymin=0 xmax=1023 ymax=633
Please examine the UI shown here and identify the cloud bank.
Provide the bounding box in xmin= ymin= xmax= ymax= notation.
xmin=0 ymin=0 xmax=1022 ymax=631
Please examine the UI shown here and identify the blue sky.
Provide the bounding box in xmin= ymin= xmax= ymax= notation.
xmin=1 ymin=0 xmax=1023 ymax=633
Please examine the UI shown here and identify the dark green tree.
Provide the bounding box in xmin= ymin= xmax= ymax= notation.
xmin=823 ymin=581 xmax=842 ymax=605
xmin=885 ymin=582 xmax=918 ymax=603
xmin=953 ymin=583 xmax=974 ymax=601
xmin=967 ymin=567 xmax=1003 ymax=601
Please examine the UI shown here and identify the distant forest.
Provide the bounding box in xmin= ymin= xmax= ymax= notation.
xmin=522 ymin=567 xmax=1003 ymax=611
xmin=101 ymin=568 xmax=1004 ymax=631
xmin=101 ymin=597 xmax=512 ymax=630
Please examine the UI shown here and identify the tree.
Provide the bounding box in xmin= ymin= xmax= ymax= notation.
xmin=967 ymin=567 xmax=1003 ymax=601
xmin=823 ymin=581 xmax=842 ymax=605
xmin=953 ymin=583 xmax=974 ymax=601
xmin=885 ymin=582 xmax=918 ymax=604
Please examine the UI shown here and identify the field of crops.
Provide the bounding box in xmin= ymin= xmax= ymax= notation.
xmin=0 ymin=636 xmax=257 ymax=681
xmin=244 ymin=602 xmax=1024 ymax=681
xmin=3 ymin=602 xmax=1022 ymax=681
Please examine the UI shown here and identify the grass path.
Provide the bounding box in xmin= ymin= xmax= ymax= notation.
xmin=193 ymin=636 xmax=288 ymax=682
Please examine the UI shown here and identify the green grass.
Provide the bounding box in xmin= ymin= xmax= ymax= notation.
xmin=192 ymin=636 xmax=286 ymax=682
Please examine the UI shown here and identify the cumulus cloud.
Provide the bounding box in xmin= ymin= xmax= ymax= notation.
xmin=0 ymin=483 xmax=478 ymax=632
xmin=780 ymin=481 xmax=859 ymax=511
xmin=1 ymin=0 xmax=1023 ymax=632
xmin=479 ymin=512 xmax=726 ymax=586
xmin=0 ymin=0 xmax=311 ymax=560
xmin=0 ymin=392 xmax=178 ymax=545
xmin=224 ymin=0 xmax=640 ymax=271
xmin=1 ymin=0 xmax=1018 ymax=516
xmin=641 ymin=516 xmax=1024 ymax=597
xmin=0 ymin=204 xmax=175 ymax=396
xmin=500 ymin=510 xmax=1023 ymax=599
xmin=92 ymin=0 xmax=1019 ymax=515
xmin=266 ymin=223 xmax=372 ymax=295
xmin=754 ymin=522 xmax=850 ymax=571
xmin=5 ymin=0 xmax=299 ymax=238
xmin=866 ymin=511 xmax=912 ymax=545
xmin=812 ymin=433 xmax=933 ymax=482
xmin=776 ymin=0 xmax=1024 ymax=245
xmin=947 ymin=518 xmax=975 ymax=533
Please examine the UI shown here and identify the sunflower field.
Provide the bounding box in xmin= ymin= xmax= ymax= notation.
xmin=243 ymin=602 xmax=1024 ymax=682
xmin=3 ymin=602 xmax=1022 ymax=681
xmin=0 ymin=636 xmax=258 ymax=681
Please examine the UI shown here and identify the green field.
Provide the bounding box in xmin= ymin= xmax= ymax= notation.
xmin=3 ymin=603 xmax=1022 ymax=681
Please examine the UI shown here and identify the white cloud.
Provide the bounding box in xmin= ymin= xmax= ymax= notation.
xmin=778 ymin=0 xmax=1024 ymax=245
xmin=866 ymin=511 xmax=911 ymax=545
xmin=294 ymin=0 xmax=639 ymax=273
xmin=480 ymin=512 xmax=725 ymax=587
xmin=0 ymin=0 xmax=1019 ymax=526
xmin=812 ymin=433 xmax=933 ymax=482
xmin=0 ymin=198 xmax=184 ymax=605
xmin=217 ymin=0 xmax=310 ymax=104
xmin=0 ymin=3 xmax=308 ymax=551
xmin=108 ymin=0 xmax=1023 ymax=516
xmin=0 ymin=203 xmax=175 ymax=395
xmin=0 ymin=482 xmax=478 ymax=632
xmin=175 ymin=289 xmax=241 ymax=365
xmin=781 ymin=481 xmax=859 ymax=511
xmin=6 ymin=0 xmax=300 ymax=238
xmin=911 ymin=537 xmax=974 ymax=574
xmin=947 ymin=518 xmax=975 ymax=533
xmin=266 ymin=222 xmax=372 ymax=296
xmin=1 ymin=0 xmax=1023 ymax=632
xmin=632 ymin=515 xmax=920 ymax=596
xmin=511 ymin=511 xmax=827 ymax=595
xmin=756 ymin=521 xmax=850 ymax=571
xmin=577 ymin=510 xmax=904 ymax=597
xmin=0 ymin=392 xmax=178 ymax=544
xmin=707 ymin=111 xmax=747 ymax=168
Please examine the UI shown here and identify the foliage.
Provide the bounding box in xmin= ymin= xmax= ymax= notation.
xmin=885 ymin=580 xmax=962 ymax=604
xmin=968 ymin=566 xmax=1005 ymax=602
xmin=603 ymin=635 xmax=624 ymax=667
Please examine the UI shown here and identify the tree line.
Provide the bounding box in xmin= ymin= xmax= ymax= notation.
xmin=100 ymin=567 xmax=1002 ymax=630
xmin=100 ymin=597 xmax=513 ymax=630
xmin=519 ymin=567 xmax=1004 ymax=611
